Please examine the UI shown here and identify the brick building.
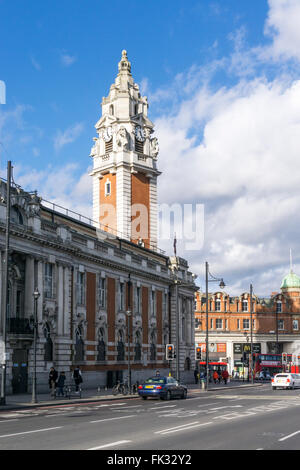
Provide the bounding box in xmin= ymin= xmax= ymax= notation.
xmin=195 ymin=270 xmax=300 ymax=375
xmin=0 ymin=51 xmax=197 ymax=394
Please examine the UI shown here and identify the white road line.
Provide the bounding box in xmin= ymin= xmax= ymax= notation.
xmin=0 ymin=427 xmax=62 ymax=439
xmin=90 ymin=415 xmax=136 ymax=423
xmin=150 ymin=405 xmax=177 ymax=410
xmin=88 ymin=440 xmax=131 ymax=450
xmin=109 ymin=403 xmax=126 ymax=406
xmin=0 ymin=419 xmax=19 ymax=423
xmin=279 ymin=430 xmax=300 ymax=442
xmin=156 ymin=422 xmax=212 ymax=435
xmin=197 ymin=402 xmax=219 ymax=408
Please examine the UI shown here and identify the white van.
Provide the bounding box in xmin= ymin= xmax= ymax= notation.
xmin=272 ymin=373 xmax=300 ymax=390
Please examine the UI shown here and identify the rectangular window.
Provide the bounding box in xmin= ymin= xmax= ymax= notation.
xmin=105 ymin=180 xmax=111 ymax=196
xmin=243 ymin=319 xmax=250 ymax=330
xmin=163 ymin=292 xmax=168 ymax=318
xmin=225 ymin=319 xmax=228 ymax=330
xmin=278 ymin=319 xmax=284 ymax=330
xmin=136 ymin=286 xmax=141 ymax=314
xmin=237 ymin=319 xmax=240 ymax=330
xmin=119 ymin=282 xmax=125 ymax=311
xmin=215 ymin=300 xmax=221 ymax=311
xmin=44 ymin=263 xmax=53 ymax=299
xmin=293 ymin=320 xmax=299 ymax=330
xmin=210 ymin=318 xmax=213 ymax=329
xmin=151 ymin=290 xmax=156 ymax=316
xmin=276 ymin=302 xmax=282 ymax=313
xmin=242 ymin=300 xmax=248 ymax=312
xmin=216 ymin=319 xmax=223 ymax=329
xmin=99 ymin=277 xmax=105 ymax=308
xmin=76 ymin=271 xmax=85 ymax=305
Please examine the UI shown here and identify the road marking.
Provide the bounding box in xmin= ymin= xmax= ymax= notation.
xmin=279 ymin=430 xmax=300 ymax=442
xmin=0 ymin=427 xmax=62 ymax=438
xmin=155 ymin=421 xmax=212 ymax=435
xmin=88 ymin=440 xmax=131 ymax=450
xmin=0 ymin=419 xmax=19 ymax=423
xmin=90 ymin=415 xmax=136 ymax=423
xmin=150 ymin=405 xmax=177 ymax=410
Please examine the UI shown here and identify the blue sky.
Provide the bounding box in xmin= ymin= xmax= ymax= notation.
xmin=1 ymin=0 xmax=300 ymax=295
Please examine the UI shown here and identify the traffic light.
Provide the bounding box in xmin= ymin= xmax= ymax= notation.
xmin=166 ymin=344 xmax=175 ymax=360
xmin=195 ymin=347 xmax=201 ymax=360
xmin=282 ymin=352 xmax=287 ymax=364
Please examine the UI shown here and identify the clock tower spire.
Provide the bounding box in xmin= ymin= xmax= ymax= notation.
xmin=90 ymin=51 xmax=160 ymax=250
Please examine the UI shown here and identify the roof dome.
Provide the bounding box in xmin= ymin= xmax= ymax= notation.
xmin=281 ymin=270 xmax=300 ymax=289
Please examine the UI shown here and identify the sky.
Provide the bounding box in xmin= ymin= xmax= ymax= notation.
xmin=1 ymin=0 xmax=300 ymax=296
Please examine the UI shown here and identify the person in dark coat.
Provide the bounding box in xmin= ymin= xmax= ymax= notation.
xmin=49 ymin=367 xmax=58 ymax=398
xmin=73 ymin=366 xmax=83 ymax=392
xmin=194 ymin=368 xmax=199 ymax=384
xmin=56 ymin=371 xmax=66 ymax=397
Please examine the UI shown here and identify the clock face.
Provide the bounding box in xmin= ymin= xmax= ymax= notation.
xmin=135 ymin=125 xmax=145 ymax=142
xmin=103 ymin=126 xmax=113 ymax=142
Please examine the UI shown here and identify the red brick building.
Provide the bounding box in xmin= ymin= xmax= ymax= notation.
xmin=195 ymin=270 xmax=300 ymax=376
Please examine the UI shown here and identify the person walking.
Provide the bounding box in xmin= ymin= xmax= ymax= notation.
xmin=56 ymin=371 xmax=66 ymax=397
xmin=49 ymin=367 xmax=58 ymax=398
xmin=213 ymin=370 xmax=219 ymax=384
xmin=73 ymin=366 xmax=83 ymax=392
xmin=194 ymin=368 xmax=199 ymax=384
xmin=222 ymin=369 xmax=229 ymax=385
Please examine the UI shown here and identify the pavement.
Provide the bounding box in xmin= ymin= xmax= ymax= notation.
xmin=0 ymin=380 xmax=263 ymax=411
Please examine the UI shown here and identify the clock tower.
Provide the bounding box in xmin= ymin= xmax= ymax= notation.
xmin=90 ymin=50 xmax=160 ymax=250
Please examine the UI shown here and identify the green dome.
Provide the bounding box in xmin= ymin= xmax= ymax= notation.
xmin=281 ymin=270 xmax=300 ymax=289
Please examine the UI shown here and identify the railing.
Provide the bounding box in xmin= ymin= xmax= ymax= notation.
xmin=7 ymin=318 xmax=33 ymax=335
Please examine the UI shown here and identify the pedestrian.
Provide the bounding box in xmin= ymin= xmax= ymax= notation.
xmin=56 ymin=371 xmax=66 ymax=397
xmin=222 ymin=369 xmax=229 ymax=385
xmin=49 ymin=367 xmax=58 ymax=398
xmin=217 ymin=370 xmax=221 ymax=384
xmin=73 ymin=366 xmax=83 ymax=392
xmin=194 ymin=368 xmax=199 ymax=384
xmin=213 ymin=371 xmax=219 ymax=384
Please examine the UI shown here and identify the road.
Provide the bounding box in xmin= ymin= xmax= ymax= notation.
xmin=0 ymin=384 xmax=300 ymax=451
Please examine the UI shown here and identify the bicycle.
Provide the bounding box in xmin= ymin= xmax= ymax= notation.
xmin=112 ymin=381 xmax=129 ymax=395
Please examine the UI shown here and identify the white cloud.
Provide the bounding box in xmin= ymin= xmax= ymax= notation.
xmin=53 ymin=122 xmax=84 ymax=151
xmin=264 ymin=0 xmax=300 ymax=62
xmin=60 ymin=53 xmax=77 ymax=67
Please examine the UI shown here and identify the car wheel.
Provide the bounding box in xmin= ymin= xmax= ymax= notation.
xmin=142 ymin=396 xmax=147 ymax=400
xmin=181 ymin=390 xmax=187 ymax=399
xmin=165 ymin=391 xmax=171 ymax=401
xmin=273 ymin=386 xmax=277 ymax=390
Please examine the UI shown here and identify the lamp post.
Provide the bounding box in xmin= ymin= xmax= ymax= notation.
xmin=32 ymin=287 xmax=40 ymax=404
xmin=0 ymin=161 xmax=12 ymax=406
xmin=126 ymin=274 xmax=132 ymax=392
xmin=249 ymin=283 xmax=254 ymax=384
xmin=205 ymin=262 xmax=225 ymax=391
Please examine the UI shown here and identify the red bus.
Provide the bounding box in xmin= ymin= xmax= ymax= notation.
xmin=253 ymin=353 xmax=300 ymax=377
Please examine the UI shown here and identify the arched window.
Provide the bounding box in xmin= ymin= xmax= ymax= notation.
xmin=11 ymin=206 xmax=23 ymax=225
xmin=44 ymin=323 xmax=53 ymax=361
xmin=109 ymin=104 xmax=114 ymax=115
xmin=150 ymin=332 xmax=156 ymax=361
xmin=184 ymin=357 xmax=191 ymax=371
xmin=117 ymin=330 xmax=125 ymax=361
xmin=97 ymin=328 xmax=106 ymax=361
xmin=75 ymin=326 xmax=84 ymax=362
xmin=134 ymin=331 xmax=141 ymax=361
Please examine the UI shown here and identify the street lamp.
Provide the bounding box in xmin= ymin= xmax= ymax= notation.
xmin=126 ymin=274 xmax=132 ymax=392
xmin=32 ymin=287 xmax=40 ymax=403
xmin=205 ymin=262 xmax=225 ymax=391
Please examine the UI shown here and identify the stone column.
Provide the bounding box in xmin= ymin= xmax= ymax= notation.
xmin=57 ymin=264 xmax=64 ymax=336
xmin=24 ymin=256 xmax=35 ymax=317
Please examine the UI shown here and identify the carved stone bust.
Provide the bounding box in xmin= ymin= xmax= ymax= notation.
xmin=150 ymin=137 xmax=159 ymax=158
xmin=116 ymin=127 xmax=129 ymax=151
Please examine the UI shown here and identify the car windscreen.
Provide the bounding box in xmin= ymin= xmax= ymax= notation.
xmin=144 ymin=378 xmax=165 ymax=384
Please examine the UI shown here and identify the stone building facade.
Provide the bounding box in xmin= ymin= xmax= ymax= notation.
xmin=0 ymin=51 xmax=196 ymax=394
